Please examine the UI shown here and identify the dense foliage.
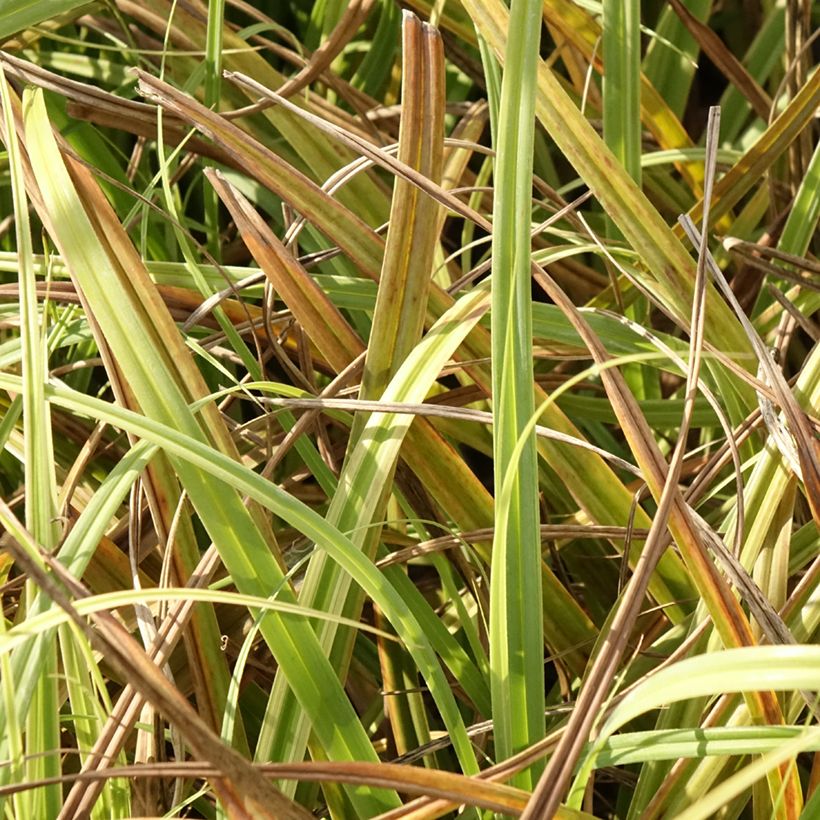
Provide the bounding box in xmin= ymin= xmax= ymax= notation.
xmin=0 ymin=1 xmax=818 ymax=817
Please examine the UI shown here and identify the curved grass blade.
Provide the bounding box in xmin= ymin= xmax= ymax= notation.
xmin=588 ymin=644 xmax=820 ymax=752
xmin=0 ymin=499 xmax=312 ymax=820
xmin=21 ymin=86 xmax=400 ymax=815
xmin=2 ymin=367 xmax=487 ymax=775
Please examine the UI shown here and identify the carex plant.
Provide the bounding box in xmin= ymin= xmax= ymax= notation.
xmin=0 ymin=1 xmax=818 ymax=818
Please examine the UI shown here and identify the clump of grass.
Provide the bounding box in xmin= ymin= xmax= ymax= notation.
xmin=0 ymin=1 xmax=818 ymax=818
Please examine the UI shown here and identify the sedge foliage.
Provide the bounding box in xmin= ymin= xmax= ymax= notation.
xmin=0 ymin=1 xmax=818 ymax=817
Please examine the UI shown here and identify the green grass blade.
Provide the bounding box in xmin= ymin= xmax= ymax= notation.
xmin=488 ymin=0 xmax=545 ymax=788
xmin=641 ymin=0 xmax=710 ymax=119
xmin=603 ymin=0 xmax=641 ymax=187
xmin=574 ymin=645 xmax=820 ymax=804
xmin=22 ymin=86 xmax=399 ymax=815
xmin=0 ymin=64 xmax=62 ymax=817
xmin=592 ymin=726 xmax=820 ymax=768
xmin=778 ymin=138 xmax=820 ymax=256
xmin=260 ymin=285 xmax=493 ymax=779
xmin=0 ymin=364 xmax=485 ymax=777
xmin=0 ymin=0 xmax=92 ymax=42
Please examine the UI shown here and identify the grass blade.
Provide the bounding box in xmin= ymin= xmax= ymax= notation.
xmin=21 ymin=86 xmax=400 ymax=816
xmin=488 ymin=0 xmax=545 ymax=788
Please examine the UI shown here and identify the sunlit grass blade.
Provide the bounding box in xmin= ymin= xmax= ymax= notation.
xmin=0 ymin=0 xmax=91 ymax=42
xmin=591 ymin=726 xmax=820 ymax=769
xmin=488 ymin=0 xmax=545 ymax=789
xmin=463 ymin=0 xmax=752 ymax=363
xmin=577 ymin=645 xmax=820 ymax=784
xmin=602 ymin=0 xmax=641 ymax=186
xmin=21 ymin=86 xmax=400 ymax=815
xmin=0 ymin=63 xmax=62 ymax=817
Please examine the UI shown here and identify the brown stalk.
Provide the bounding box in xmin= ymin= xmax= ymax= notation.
xmin=274 ymin=0 xmax=377 ymax=100
xmin=521 ymin=109 xmax=800 ymax=819
xmin=205 ymin=168 xmax=365 ymax=373
xmin=135 ymin=69 xmax=388 ymax=276
xmin=0 ymin=760 xmax=530 ymax=815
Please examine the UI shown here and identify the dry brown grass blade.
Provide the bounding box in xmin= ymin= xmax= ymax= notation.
xmin=520 ymin=110 xmax=799 ymax=820
xmin=205 ymin=167 xmax=365 ymax=372
xmin=135 ymin=69 xmax=387 ymax=278
xmin=59 ymin=547 xmax=225 ymax=819
xmin=0 ymin=52 xmax=157 ymax=122
xmin=0 ymin=760 xmax=531 ymax=815
xmin=668 ymin=0 xmax=772 ymax=120
xmin=359 ymin=12 xmax=446 ymax=399
xmin=222 ymin=71 xmax=490 ymax=233
xmin=0 ymin=50 xmax=227 ymax=166
xmin=378 ymin=524 xmax=649 ymax=568
xmin=724 ymin=238 xmax=820 ymax=292
xmin=275 ymin=0 xmax=377 ymax=100
xmin=0 ymin=500 xmax=310 ymax=820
